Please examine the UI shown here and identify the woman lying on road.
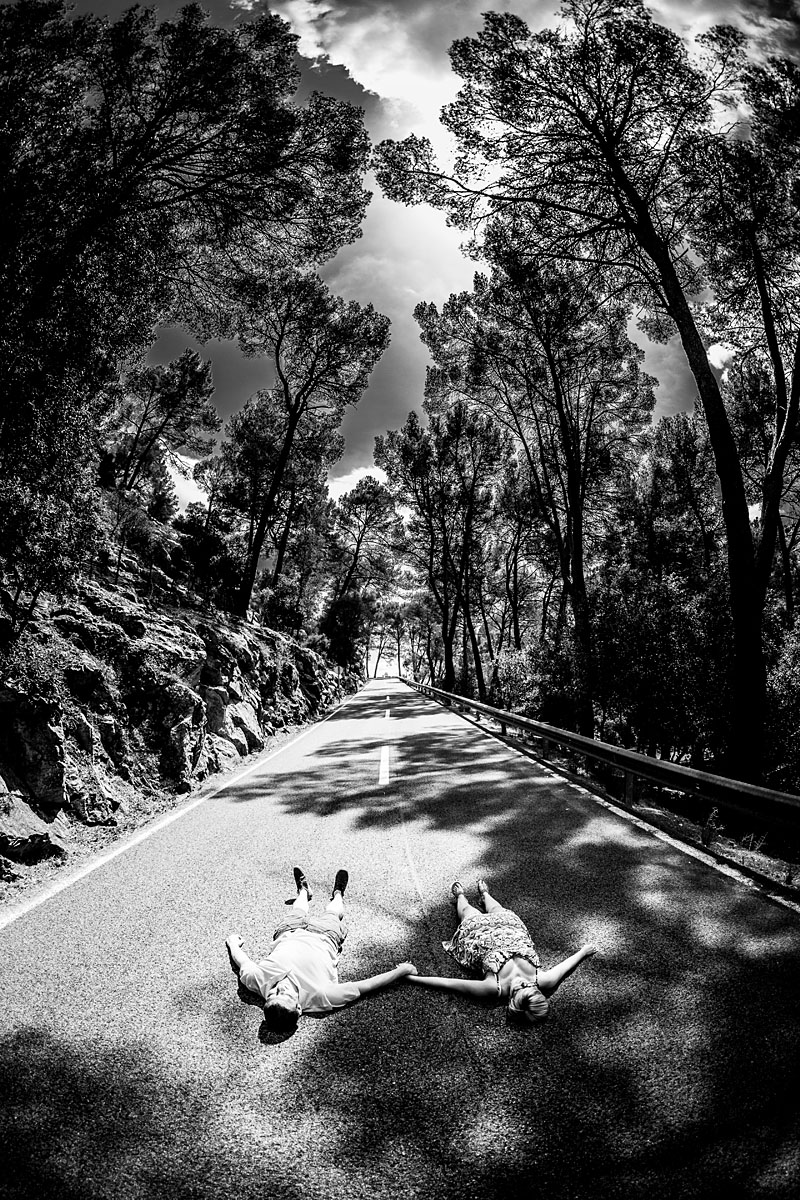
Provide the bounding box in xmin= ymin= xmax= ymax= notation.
xmin=408 ymin=880 xmax=597 ymax=1024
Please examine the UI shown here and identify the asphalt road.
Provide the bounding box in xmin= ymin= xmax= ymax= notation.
xmin=2 ymin=679 xmax=800 ymax=1200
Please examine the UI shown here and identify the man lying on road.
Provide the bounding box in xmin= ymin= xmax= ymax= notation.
xmin=226 ymin=866 xmax=417 ymax=1033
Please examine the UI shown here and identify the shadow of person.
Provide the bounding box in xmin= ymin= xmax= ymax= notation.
xmin=237 ymin=980 xmax=264 ymax=1009
xmin=237 ymin=979 xmax=299 ymax=1045
xmin=257 ymin=1021 xmax=296 ymax=1046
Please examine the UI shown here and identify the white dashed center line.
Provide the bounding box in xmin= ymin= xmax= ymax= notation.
xmin=379 ymin=745 xmax=390 ymax=785
xmin=385 ymin=709 xmax=390 ymax=719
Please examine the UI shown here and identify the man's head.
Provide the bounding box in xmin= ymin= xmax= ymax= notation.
xmin=508 ymin=978 xmax=550 ymax=1024
xmin=262 ymin=977 xmax=302 ymax=1032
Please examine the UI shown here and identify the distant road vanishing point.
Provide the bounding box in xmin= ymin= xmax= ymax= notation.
xmin=2 ymin=679 xmax=799 ymax=1200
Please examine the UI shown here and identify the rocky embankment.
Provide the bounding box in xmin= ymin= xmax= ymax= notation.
xmin=0 ymin=582 xmax=355 ymax=893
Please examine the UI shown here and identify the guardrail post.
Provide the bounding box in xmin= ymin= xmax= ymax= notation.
xmin=624 ymin=772 xmax=640 ymax=806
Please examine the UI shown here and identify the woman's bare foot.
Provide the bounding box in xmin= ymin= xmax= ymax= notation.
xmin=450 ymin=880 xmax=465 ymax=902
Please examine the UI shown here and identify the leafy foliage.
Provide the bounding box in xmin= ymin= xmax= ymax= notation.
xmin=319 ymin=591 xmax=369 ymax=670
xmin=5 ymin=0 xmax=800 ymax=793
xmin=207 ymin=268 xmax=390 ymax=616
xmin=0 ymin=470 xmax=99 ymax=635
xmin=375 ymin=0 xmax=800 ymax=779
xmin=0 ymin=0 xmax=372 ymax=624
xmin=331 ymin=476 xmax=403 ymax=600
xmin=109 ymin=351 xmax=220 ymax=493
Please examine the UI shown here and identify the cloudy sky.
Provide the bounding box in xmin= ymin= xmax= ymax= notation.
xmin=74 ymin=0 xmax=800 ymax=500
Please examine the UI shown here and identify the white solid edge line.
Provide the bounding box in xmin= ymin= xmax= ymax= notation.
xmin=0 ymin=689 xmax=362 ymax=934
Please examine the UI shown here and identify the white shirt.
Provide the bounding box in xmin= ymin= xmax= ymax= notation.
xmin=239 ymin=930 xmax=360 ymax=1014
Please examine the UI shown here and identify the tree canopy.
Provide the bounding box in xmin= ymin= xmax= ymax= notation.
xmin=0 ymin=0 xmax=372 ymax=588
xmin=4 ymin=0 xmax=800 ymax=795
xmin=375 ymin=0 xmax=800 ymax=779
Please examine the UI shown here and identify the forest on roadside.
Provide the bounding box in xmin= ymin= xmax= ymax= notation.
xmin=2 ymin=0 xmax=800 ymax=791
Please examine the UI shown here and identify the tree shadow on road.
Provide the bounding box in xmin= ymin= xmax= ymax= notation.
xmin=211 ymin=692 xmax=800 ymax=1198
xmin=3 ymin=688 xmax=800 ymax=1199
xmin=0 ymin=1027 xmax=310 ymax=1200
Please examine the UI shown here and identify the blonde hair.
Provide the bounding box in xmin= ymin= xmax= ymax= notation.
xmin=509 ymin=984 xmax=549 ymax=1023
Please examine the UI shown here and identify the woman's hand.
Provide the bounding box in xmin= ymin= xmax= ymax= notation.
xmin=582 ymin=944 xmax=598 ymax=958
xmin=354 ymin=963 xmax=418 ymax=996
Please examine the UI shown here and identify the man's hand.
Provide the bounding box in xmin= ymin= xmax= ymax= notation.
xmin=226 ymin=934 xmax=246 ymax=975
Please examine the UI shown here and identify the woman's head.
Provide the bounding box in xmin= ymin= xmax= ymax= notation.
xmin=508 ymin=978 xmax=550 ymax=1024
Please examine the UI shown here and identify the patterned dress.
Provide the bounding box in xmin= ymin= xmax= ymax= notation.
xmin=442 ymin=908 xmax=541 ymax=984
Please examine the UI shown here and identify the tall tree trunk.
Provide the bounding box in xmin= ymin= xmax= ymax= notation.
xmin=569 ymin=582 xmax=595 ymax=738
xmin=234 ymin=412 xmax=300 ymax=617
xmin=603 ymin=149 xmax=768 ymax=781
xmin=478 ymin=585 xmax=499 ymax=701
xmin=373 ymin=631 xmax=388 ymax=677
xmin=425 ymin=631 xmax=436 ymax=685
xmin=567 ymin=517 xmax=595 ymax=738
xmin=436 ymin=556 xmax=460 ymax=692
xmin=510 ymin=551 xmax=522 ymax=650
xmin=464 ymin=598 xmax=487 ymax=700
xmin=777 ymin=517 xmax=794 ymax=627
xmin=270 ymin=491 xmax=296 ymax=588
xmin=635 ymin=218 xmax=765 ymax=781
xmin=554 ymin=585 xmax=568 ymax=651
xmin=442 ymin=601 xmax=458 ymax=692
xmin=540 ymin=570 xmax=557 ymax=642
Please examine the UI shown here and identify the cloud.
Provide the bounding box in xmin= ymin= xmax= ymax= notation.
xmin=270 ymin=0 xmax=477 ymax=106
xmin=266 ymin=1 xmax=570 ymax=151
xmin=652 ymin=0 xmax=800 ymax=55
xmin=707 ymin=342 xmax=737 ymax=371
xmin=646 ymin=340 xmax=699 ymax=421
xmin=327 ymin=464 xmax=387 ymax=499
xmin=266 ymin=0 xmax=800 ymax=140
xmin=628 ymin=324 xmax=699 ymax=421
xmin=218 ymin=0 xmax=800 ymax=479
xmin=168 ymin=456 xmax=208 ymax=511
xmin=321 ymin=186 xmax=475 ymax=472
xmin=147 ymin=329 xmax=272 ymax=428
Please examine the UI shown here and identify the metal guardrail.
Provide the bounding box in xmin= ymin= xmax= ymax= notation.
xmin=404 ymin=679 xmax=800 ymax=830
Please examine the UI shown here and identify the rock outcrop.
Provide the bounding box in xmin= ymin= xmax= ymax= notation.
xmin=0 ymin=687 xmax=67 ymax=811
xmin=0 ymin=581 xmax=354 ymax=869
xmin=0 ymin=771 xmax=69 ymax=876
